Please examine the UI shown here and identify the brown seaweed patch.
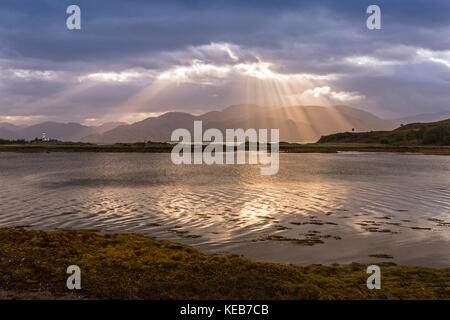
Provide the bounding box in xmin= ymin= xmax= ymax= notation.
xmin=368 ymin=254 xmax=394 ymax=259
xmin=301 ymin=232 xmax=342 ymax=241
xmin=363 ymin=227 xmax=396 ymax=233
xmin=257 ymin=235 xmax=324 ymax=246
xmin=307 ymin=221 xmax=325 ymax=225
xmin=428 ymin=218 xmax=450 ymax=227
xmin=274 ymin=225 xmax=291 ymax=231
xmin=437 ymin=223 xmax=450 ymax=227
xmin=385 ymin=222 xmax=401 ymax=226
xmin=146 ymin=223 xmax=162 ymax=227
xmin=375 ymin=216 xmax=392 ymax=220
xmin=257 ymin=216 xmax=276 ymax=220
xmin=168 ymin=229 xmax=202 ymax=239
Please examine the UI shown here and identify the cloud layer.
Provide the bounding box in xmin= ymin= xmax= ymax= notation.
xmin=0 ymin=0 xmax=449 ymax=124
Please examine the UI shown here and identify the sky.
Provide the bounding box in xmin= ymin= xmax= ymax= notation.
xmin=0 ymin=0 xmax=449 ymax=125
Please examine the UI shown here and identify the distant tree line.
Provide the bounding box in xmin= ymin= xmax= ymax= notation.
xmin=0 ymin=138 xmax=59 ymax=145
xmin=0 ymin=139 xmax=28 ymax=145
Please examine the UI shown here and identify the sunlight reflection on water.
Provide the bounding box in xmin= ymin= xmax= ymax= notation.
xmin=0 ymin=152 xmax=448 ymax=267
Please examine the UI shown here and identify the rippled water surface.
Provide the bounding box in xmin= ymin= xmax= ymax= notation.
xmin=0 ymin=152 xmax=448 ymax=267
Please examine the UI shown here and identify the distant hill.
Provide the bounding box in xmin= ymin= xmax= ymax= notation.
xmin=95 ymin=122 xmax=127 ymax=134
xmin=19 ymin=122 xmax=97 ymax=141
xmin=82 ymin=105 xmax=396 ymax=143
xmin=318 ymin=119 xmax=450 ymax=146
xmin=0 ymin=127 xmax=18 ymax=140
xmin=0 ymin=121 xmax=125 ymax=141
xmin=0 ymin=122 xmax=22 ymax=132
xmin=394 ymin=111 xmax=450 ymax=126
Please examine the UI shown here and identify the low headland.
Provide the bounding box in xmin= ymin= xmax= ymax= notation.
xmin=0 ymin=228 xmax=448 ymax=300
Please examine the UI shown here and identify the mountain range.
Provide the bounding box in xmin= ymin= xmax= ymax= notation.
xmin=81 ymin=105 xmax=395 ymax=143
xmin=394 ymin=111 xmax=450 ymax=126
xmin=0 ymin=121 xmax=125 ymax=142
xmin=1 ymin=105 xmax=449 ymax=143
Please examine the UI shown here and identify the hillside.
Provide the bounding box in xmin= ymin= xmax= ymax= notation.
xmin=318 ymin=119 xmax=450 ymax=146
xmin=0 ymin=121 xmax=125 ymax=141
xmin=82 ymin=105 xmax=396 ymax=143
xmin=0 ymin=127 xmax=18 ymax=140
xmin=394 ymin=111 xmax=450 ymax=126
xmin=0 ymin=122 xmax=22 ymax=132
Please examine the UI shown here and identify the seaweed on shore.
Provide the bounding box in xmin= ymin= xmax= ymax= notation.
xmin=253 ymin=235 xmax=324 ymax=246
xmin=168 ymin=229 xmax=202 ymax=239
xmin=0 ymin=228 xmax=448 ymax=300
xmin=368 ymin=254 xmax=394 ymax=259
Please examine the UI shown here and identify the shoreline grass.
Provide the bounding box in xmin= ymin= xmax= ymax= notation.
xmin=0 ymin=228 xmax=448 ymax=300
xmin=0 ymin=143 xmax=449 ymax=155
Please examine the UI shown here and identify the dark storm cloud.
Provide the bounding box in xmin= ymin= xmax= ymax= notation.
xmin=3 ymin=0 xmax=449 ymax=67
xmin=0 ymin=0 xmax=449 ymax=122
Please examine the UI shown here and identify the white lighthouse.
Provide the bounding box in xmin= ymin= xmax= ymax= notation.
xmin=41 ymin=132 xmax=50 ymax=142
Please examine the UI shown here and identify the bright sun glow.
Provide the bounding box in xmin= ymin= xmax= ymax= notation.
xmin=234 ymin=62 xmax=289 ymax=80
xmin=417 ymin=48 xmax=450 ymax=68
xmin=158 ymin=60 xmax=230 ymax=84
xmin=63 ymin=50 xmax=354 ymax=125
xmin=78 ymin=71 xmax=143 ymax=83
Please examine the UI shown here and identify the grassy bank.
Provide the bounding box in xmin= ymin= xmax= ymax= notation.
xmin=0 ymin=228 xmax=448 ymax=300
xmin=0 ymin=143 xmax=449 ymax=155
xmin=281 ymin=143 xmax=450 ymax=155
xmin=0 ymin=142 xmax=173 ymax=153
xmin=318 ymin=119 xmax=450 ymax=146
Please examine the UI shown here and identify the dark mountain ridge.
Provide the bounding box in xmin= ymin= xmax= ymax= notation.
xmin=82 ymin=104 xmax=396 ymax=143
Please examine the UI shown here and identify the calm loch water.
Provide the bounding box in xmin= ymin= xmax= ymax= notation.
xmin=0 ymin=152 xmax=448 ymax=267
